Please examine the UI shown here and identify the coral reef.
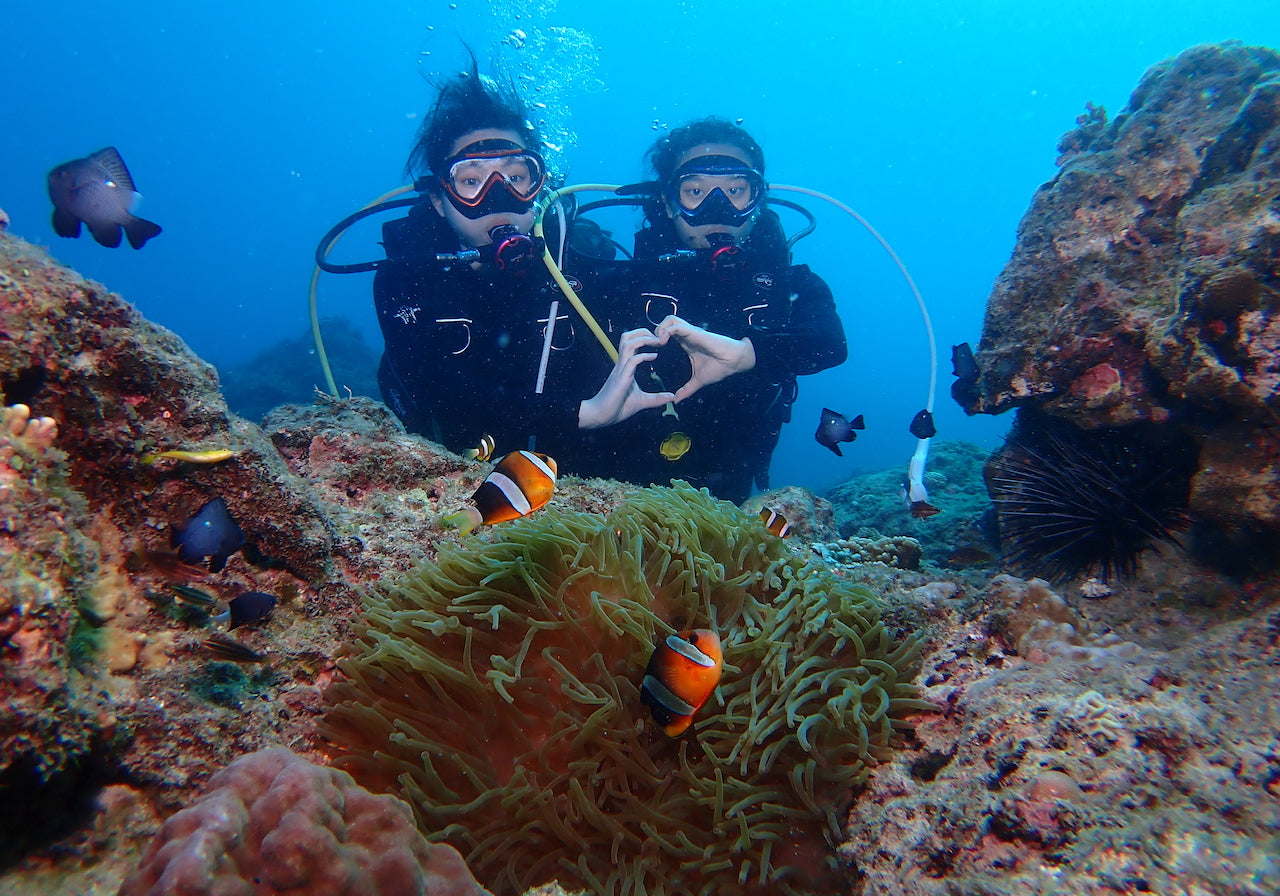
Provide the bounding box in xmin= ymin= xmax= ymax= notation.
xmin=957 ymin=42 xmax=1280 ymax=540
xmin=118 ymin=747 xmax=491 ymax=896
xmin=825 ymin=440 xmax=997 ymax=569
xmin=0 ymin=400 xmax=119 ymax=865
xmin=0 ymin=231 xmax=334 ymax=584
xmin=321 ymin=483 xmax=929 ymax=896
xmin=842 ymin=576 xmax=1280 ymax=895
xmin=741 ymin=483 xmax=841 ymax=543
xmin=813 ymin=535 xmax=924 ymax=570
xmin=0 ymin=230 xmax=352 ymax=855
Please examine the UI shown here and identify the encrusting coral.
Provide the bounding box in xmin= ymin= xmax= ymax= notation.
xmin=117 ymin=747 xmax=492 ymax=896
xmin=321 ymin=483 xmax=928 ymax=896
xmin=0 ymin=403 xmax=58 ymax=489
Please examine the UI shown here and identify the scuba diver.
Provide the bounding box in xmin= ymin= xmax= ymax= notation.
xmin=595 ymin=117 xmax=847 ymax=503
xmin=372 ymin=58 xmax=675 ymax=463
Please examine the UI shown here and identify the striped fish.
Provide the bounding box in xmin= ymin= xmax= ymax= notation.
xmin=758 ymin=507 xmax=792 ymax=538
xmin=640 ymin=629 xmax=723 ymax=737
xmin=464 ymin=434 xmax=496 ymax=462
xmin=449 ymin=450 xmax=557 ymax=535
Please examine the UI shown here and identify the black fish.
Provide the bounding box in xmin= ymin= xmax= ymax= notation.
xmin=951 ymin=343 xmax=979 ymax=381
xmin=909 ymin=409 xmax=937 ymax=440
xmin=215 ymin=592 xmax=277 ymax=629
xmin=814 ymin=407 xmax=865 ymax=457
xmin=172 ymin=497 xmax=245 ymax=573
xmin=47 ymin=147 xmax=162 ymax=249
xmin=951 ymin=343 xmax=981 ymax=406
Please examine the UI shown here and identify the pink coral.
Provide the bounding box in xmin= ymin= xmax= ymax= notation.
xmin=117 ymin=748 xmax=491 ymax=896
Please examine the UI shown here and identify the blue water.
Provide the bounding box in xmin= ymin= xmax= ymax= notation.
xmin=6 ymin=1 xmax=1278 ymax=495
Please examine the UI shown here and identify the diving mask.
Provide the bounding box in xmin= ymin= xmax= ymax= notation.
xmin=439 ymin=139 xmax=547 ymax=220
xmin=665 ymin=155 xmax=766 ymax=228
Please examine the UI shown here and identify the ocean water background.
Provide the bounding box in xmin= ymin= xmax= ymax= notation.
xmin=4 ymin=0 xmax=1277 ymax=495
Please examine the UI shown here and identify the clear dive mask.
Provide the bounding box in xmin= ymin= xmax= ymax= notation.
xmin=439 ymin=139 xmax=547 ymax=220
xmin=664 ymin=155 xmax=766 ymax=228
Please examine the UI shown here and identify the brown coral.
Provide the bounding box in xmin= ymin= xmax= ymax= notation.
xmin=321 ymin=483 xmax=928 ymax=896
xmin=117 ymin=747 xmax=491 ymax=896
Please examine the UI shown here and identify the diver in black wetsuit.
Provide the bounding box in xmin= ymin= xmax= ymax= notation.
xmin=597 ymin=118 xmax=848 ymax=503
xmin=374 ymin=59 xmax=674 ymax=464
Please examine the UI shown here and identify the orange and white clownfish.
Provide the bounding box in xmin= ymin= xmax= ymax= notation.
xmin=758 ymin=507 xmax=792 ymax=537
xmin=447 ymin=450 xmax=557 ymax=535
xmin=464 ymin=434 xmax=496 ymax=462
xmin=640 ymin=629 xmax=723 ymax=737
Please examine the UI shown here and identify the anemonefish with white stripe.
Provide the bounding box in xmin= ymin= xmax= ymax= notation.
xmin=447 ymin=450 xmax=557 ymax=535
xmin=464 ymin=434 xmax=496 ymax=462
xmin=640 ymin=629 xmax=723 ymax=737
xmin=758 ymin=507 xmax=792 ymax=537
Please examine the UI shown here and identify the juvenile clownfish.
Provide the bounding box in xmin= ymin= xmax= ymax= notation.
xmin=758 ymin=507 xmax=792 ymax=538
xmin=640 ymin=629 xmax=723 ymax=737
xmin=464 ymin=434 xmax=496 ymax=462
xmin=446 ymin=450 xmax=557 ymax=535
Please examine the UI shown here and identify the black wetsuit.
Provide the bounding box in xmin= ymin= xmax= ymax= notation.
xmin=374 ymin=202 xmax=612 ymax=465
xmin=593 ymin=210 xmax=847 ymax=503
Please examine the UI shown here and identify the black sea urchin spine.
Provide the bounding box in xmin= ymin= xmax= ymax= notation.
xmin=987 ymin=415 xmax=1197 ymax=582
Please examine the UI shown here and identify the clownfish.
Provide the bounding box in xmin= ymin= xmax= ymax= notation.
xmin=446 ymin=450 xmax=557 ymax=535
xmin=464 ymin=434 xmax=496 ymax=462
xmin=640 ymin=629 xmax=723 ymax=737
xmin=758 ymin=507 xmax=792 ymax=537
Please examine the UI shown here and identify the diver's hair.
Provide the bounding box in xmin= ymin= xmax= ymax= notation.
xmin=406 ymin=49 xmax=542 ymax=184
xmin=645 ymin=117 xmax=766 ymax=181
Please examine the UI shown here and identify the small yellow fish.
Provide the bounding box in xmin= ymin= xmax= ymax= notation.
xmin=142 ymin=448 xmax=237 ymax=465
xmin=659 ymin=431 xmax=691 ymax=461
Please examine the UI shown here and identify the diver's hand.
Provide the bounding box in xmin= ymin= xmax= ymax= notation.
xmin=654 ymin=315 xmax=756 ymax=402
xmin=578 ymin=329 xmax=677 ymax=429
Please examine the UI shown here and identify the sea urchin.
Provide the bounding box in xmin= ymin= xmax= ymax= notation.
xmin=986 ymin=412 xmax=1198 ymax=582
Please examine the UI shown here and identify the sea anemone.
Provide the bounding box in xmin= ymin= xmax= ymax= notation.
xmin=986 ymin=411 xmax=1198 ymax=581
xmin=320 ymin=483 xmax=927 ymax=896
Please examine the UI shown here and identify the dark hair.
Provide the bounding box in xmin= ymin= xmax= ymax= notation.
xmin=644 ymin=117 xmax=766 ymax=181
xmin=406 ymin=51 xmax=542 ymax=182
